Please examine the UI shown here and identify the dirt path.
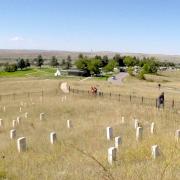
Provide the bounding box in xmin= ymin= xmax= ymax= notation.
xmin=108 ymin=72 xmax=128 ymax=85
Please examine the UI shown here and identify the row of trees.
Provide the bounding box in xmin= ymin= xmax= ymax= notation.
xmin=2 ymin=55 xmax=73 ymax=72
xmin=75 ymin=54 xmax=176 ymax=78
xmin=75 ymin=54 xmax=120 ymax=76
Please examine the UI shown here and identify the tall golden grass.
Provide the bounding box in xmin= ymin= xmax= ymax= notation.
xmin=0 ymin=75 xmax=179 ymax=179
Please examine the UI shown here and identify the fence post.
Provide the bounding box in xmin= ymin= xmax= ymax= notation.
xmin=172 ymin=99 xmax=175 ymax=109
xmin=119 ymin=94 xmax=120 ymax=101
xmin=142 ymin=97 xmax=144 ymax=104
xmin=13 ymin=93 xmax=16 ymax=101
xmin=41 ymin=90 xmax=44 ymax=103
xmin=156 ymin=98 xmax=158 ymax=108
xmin=110 ymin=92 xmax=111 ymax=97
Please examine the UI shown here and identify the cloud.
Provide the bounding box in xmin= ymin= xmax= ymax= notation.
xmin=10 ymin=36 xmax=24 ymax=41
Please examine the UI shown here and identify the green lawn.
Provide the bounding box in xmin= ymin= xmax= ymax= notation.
xmin=0 ymin=67 xmax=56 ymax=78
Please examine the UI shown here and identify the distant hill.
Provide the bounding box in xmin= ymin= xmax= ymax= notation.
xmin=0 ymin=49 xmax=180 ymax=63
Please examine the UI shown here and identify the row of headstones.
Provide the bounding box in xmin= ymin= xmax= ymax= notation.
xmin=8 ymin=120 xmax=73 ymax=152
xmin=0 ymin=113 xmax=28 ymax=128
xmin=107 ymin=117 xmax=180 ymax=165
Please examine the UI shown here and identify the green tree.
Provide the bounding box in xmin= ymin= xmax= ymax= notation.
xmin=25 ymin=59 xmax=31 ymax=68
xmin=123 ymin=56 xmax=134 ymax=67
xmin=65 ymin=55 xmax=72 ymax=69
xmin=75 ymin=58 xmax=89 ymax=70
xmin=113 ymin=54 xmax=125 ymax=66
xmin=34 ymin=55 xmax=44 ymax=68
xmin=88 ymin=59 xmax=101 ymax=75
xmin=95 ymin=55 xmax=102 ymax=60
xmin=127 ymin=67 xmax=134 ymax=76
xmin=143 ymin=61 xmax=157 ymax=74
xmin=101 ymin=55 xmax=109 ymax=67
xmin=17 ymin=58 xmax=26 ymax=70
xmin=104 ymin=60 xmax=118 ymax=72
xmin=50 ymin=56 xmax=59 ymax=67
xmin=61 ymin=59 xmax=66 ymax=66
xmin=4 ymin=63 xmax=17 ymax=72
xmin=123 ymin=56 xmax=139 ymax=67
xmin=78 ymin=53 xmax=84 ymax=59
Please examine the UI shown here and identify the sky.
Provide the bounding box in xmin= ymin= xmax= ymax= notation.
xmin=0 ymin=0 xmax=180 ymax=54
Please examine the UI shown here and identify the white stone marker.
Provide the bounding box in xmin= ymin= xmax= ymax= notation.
xmin=108 ymin=147 xmax=117 ymax=165
xmin=121 ymin=116 xmax=125 ymax=124
xmin=3 ymin=106 xmax=6 ymax=112
xmin=17 ymin=117 xmax=21 ymax=125
xmin=106 ymin=127 xmax=113 ymax=140
xmin=17 ymin=137 xmax=26 ymax=152
xmin=40 ymin=113 xmax=45 ymax=120
xmin=25 ymin=112 xmax=28 ymax=118
xmin=151 ymin=145 xmax=160 ymax=159
xmin=10 ymin=129 xmax=16 ymax=139
xmin=115 ymin=136 xmax=122 ymax=148
xmin=150 ymin=122 xmax=156 ymax=134
xmin=0 ymin=119 xmax=3 ymax=127
xmin=67 ymin=120 xmax=72 ymax=128
xmin=175 ymin=129 xmax=180 ymax=142
xmin=12 ymin=120 xmax=17 ymax=128
xmin=19 ymin=107 xmax=22 ymax=112
xmin=50 ymin=132 xmax=57 ymax=144
xmin=136 ymin=127 xmax=143 ymax=141
xmin=134 ymin=119 xmax=139 ymax=129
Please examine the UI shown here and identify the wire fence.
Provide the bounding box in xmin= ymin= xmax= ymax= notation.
xmin=69 ymin=88 xmax=180 ymax=111
xmin=0 ymin=89 xmax=60 ymax=102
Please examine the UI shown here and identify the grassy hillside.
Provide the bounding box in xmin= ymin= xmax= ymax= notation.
xmin=0 ymin=77 xmax=179 ymax=179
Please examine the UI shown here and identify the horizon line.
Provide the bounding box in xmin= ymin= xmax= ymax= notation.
xmin=0 ymin=48 xmax=180 ymax=57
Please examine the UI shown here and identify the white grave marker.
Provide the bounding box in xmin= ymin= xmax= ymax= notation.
xmin=17 ymin=137 xmax=26 ymax=152
xmin=0 ymin=119 xmax=3 ymax=127
xmin=12 ymin=120 xmax=17 ymax=128
xmin=150 ymin=122 xmax=156 ymax=134
xmin=40 ymin=113 xmax=45 ymax=120
xmin=17 ymin=117 xmax=21 ymax=125
xmin=121 ymin=116 xmax=125 ymax=124
xmin=25 ymin=112 xmax=28 ymax=118
xmin=50 ymin=132 xmax=57 ymax=144
xmin=136 ymin=127 xmax=143 ymax=141
xmin=134 ymin=119 xmax=139 ymax=129
xmin=151 ymin=145 xmax=160 ymax=159
xmin=115 ymin=136 xmax=122 ymax=148
xmin=10 ymin=129 xmax=16 ymax=139
xmin=175 ymin=129 xmax=180 ymax=142
xmin=106 ymin=127 xmax=113 ymax=140
xmin=3 ymin=106 xmax=6 ymax=112
xmin=67 ymin=120 xmax=72 ymax=128
xmin=108 ymin=147 xmax=116 ymax=165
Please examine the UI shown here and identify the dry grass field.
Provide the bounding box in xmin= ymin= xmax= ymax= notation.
xmin=0 ymin=72 xmax=179 ymax=180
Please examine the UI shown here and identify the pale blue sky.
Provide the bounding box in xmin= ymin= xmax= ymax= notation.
xmin=0 ymin=0 xmax=180 ymax=54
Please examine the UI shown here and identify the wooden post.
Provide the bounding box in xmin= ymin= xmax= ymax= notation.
xmin=156 ymin=99 xmax=158 ymax=108
xmin=142 ymin=97 xmax=144 ymax=104
xmin=172 ymin=100 xmax=175 ymax=108
xmin=119 ymin=94 xmax=120 ymax=101
xmin=13 ymin=93 xmax=16 ymax=101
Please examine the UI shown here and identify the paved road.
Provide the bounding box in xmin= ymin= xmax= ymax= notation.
xmin=108 ymin=72 xmax=128 ymax=85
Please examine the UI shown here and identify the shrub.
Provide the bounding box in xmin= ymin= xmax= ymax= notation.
xmin=138 ymin=70 xmax=145 ymax=80
xmin=127 ymin=67 xmax=134 ymax=76
xmin=4 ymin=64 xmax=17 ymax=72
